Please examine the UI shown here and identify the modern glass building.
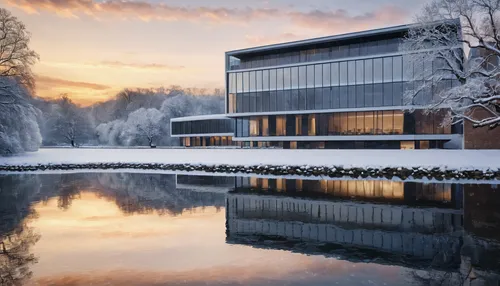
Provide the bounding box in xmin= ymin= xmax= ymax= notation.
xmin=170 ymin=114 xmax=238 ymax=147
xmin=224 ymin=23 xmax=464 ymax=149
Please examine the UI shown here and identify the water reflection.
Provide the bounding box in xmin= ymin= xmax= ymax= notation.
xmin=0 ymin=173 xmax=498 ymax=285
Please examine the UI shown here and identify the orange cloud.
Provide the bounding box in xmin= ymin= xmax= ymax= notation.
xmin=97 ymin=61 xmax=185 ymax=71
xmin=6 ymin=0 xmax=410 ymax=30
xmin=5 ymin=0 xmax=278 ymax=23
xmin=35 ymin=75 xmax=111 ymax=91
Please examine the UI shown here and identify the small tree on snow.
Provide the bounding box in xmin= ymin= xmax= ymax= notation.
xmin=49 ymin=94 xmax=92 ymax=147
xmin=402 ymin=0 xmax=500 ymax=128
xmin=126 ymin=108 xmax=164 ymax=147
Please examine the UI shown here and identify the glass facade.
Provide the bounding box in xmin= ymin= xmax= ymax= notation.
xmin=228 ymin=36 xmax=402 ymax=71
xmin=181 ymin=136 xmax=239 ymax=147
xmin=227 ymin=57 xmax=458 ymax=114
xmin=235 ymin=110 xmax=452 ymax=137
xmin=172 ymin=118 xmax=234 ymax=136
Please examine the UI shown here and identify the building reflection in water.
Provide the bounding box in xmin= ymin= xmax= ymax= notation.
xmin=226 ymin=176 xmax=500 ymax=282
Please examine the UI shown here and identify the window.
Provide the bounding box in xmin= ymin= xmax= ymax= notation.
xmin=283 ymin=68 xmax=291 ymax=89
xmin=236 ymin=73 xmax=243 ymax=93
xmin=229 ymin=73 xmax=236 ymax=93
xmin=270 ymin=69 xmax=277 ymax=90
xmin=277 ymin=68 xmax=284 ymax=90
xmin=331 ymin=62 xmax=340 ymax=86
xmin=401 ymin=141 xmax=415 ymax=150
xmin=393 ymin=82 xmax=403 ymax=106
xmin=262 ymin=116 xmax=269 ymax=136
xmin=323 ymin=64 xmax=331 ymax=87
xmin=365 ymin=84 xmax=373 ymax=107
xmin=339 ymin=86 xmax=348 ymax=108
xmin=356 ymin=60 xmax=364 ymax=84
xmin=394 ymin=111 xmax=404 ymax=134
xmin=373 ymin=83 xmax=383 ymax=107
xmin=306 ymin=88 xmax=315 ymax=110
xmin=383 ymin=57 xmax=393 ymax=82
xmin=299 ymin=89 xmax=307 ymax=110
xmin=308 ymin=114 xmax=316 ymax=136
xmin=332 ymin=86 xmax=340 ymax=109
xmin=393 ymin=56 xmax=402 ymax=82
xmin=295 ymin=115 xmax=302 ymax=135
xmin=383 ymin=111 xmax=394 ymax=134
xmin=347 ymin=112 xmax=357 ymax=134
xmin=356 ymin=85 xmax=364 ymax=108
xmin=291 ymin=67 xmax=299 ymax=89
xmin=307 ymin=65 xmax=315 ymax=88
xmin=348 ymin=61 xmax=356 ymax=85
xmin=340 ymin=62 xmax=348 ymax=85
xmin=322 ymin=87 xmax=331 ymax=110
xmin=374 ymin=58 xmax=383 ymax=83
xmin=315 ymin=64 xmax=322 ymax=87
xmin=299 ymin=66 xmax=307 ymax=88
xmin=364 ymin=111 xmax=375 ymax=134
xmin=250 ymin=117 xmax=259 ymax=136
xmin=356 ymin=112 xmax=364 ymax=135
xmin=270 ymin=91 xmax=277 ymax=111
xmin=250 ymin=71 xmax=256 ymax=91
xmin=348 ymin=85 xmax=356 ymax=108
xmin=263 ymin=70 xmax=270 ymax=91
xmin=291 ymin=90 xmax=299 ymax=110
xmin=383 ymin=83 xmax=393 ymax=106
xmin=364 ymin=59 xmax=373 ymax=84
xmin=243 ymin=72 xmax=250 ymax=92
xmin=256 ymin=70 xmax=262 ymax=92
xmin=276 ymin=116 xmax=286 ymax=136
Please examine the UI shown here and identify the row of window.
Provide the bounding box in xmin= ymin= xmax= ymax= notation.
xmin=238 ymin=140 xmax=447 ymax=150
xmin=181 ymin=136 xmax=238 ymax=147
xmin=228 ymin=37 xmax=403 ymax=70
xmin=228 ymin=55 xmax=433 ymax=94
xmin=235 ymin=178 xmax=454 ymax=204
xmin=235 ymin=110 xmax=454 ymax=137
xmin=172 ymin=119 xmax=234 ymax=135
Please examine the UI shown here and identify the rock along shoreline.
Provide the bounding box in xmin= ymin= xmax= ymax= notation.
xmin=0 ymin=163 xmax=499 ymax=181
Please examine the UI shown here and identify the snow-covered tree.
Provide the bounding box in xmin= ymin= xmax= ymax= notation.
xmin=0 ymin=78 xmax=42 ymax=155
xmin=45 ymin=95 xmax=93 ymax=147
xmin=402 ymin=0 xmax=500 ymax=128
xmin=125 ymin=108 xmax=164 ymax=147
xmin=0 ymin=8 xmax=41 ymax=155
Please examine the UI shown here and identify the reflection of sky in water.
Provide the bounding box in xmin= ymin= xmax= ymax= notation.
xmin=25 ymin=191 xmax=405 ymax=286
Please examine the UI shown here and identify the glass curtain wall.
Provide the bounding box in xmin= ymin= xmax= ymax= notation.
xmin=235 ymin=110 xmax=451 ymax=137
xmin=227 ymin=55 xmax=455 ymax=114
xmin=172 ymin=119 xmax=234 ymax=135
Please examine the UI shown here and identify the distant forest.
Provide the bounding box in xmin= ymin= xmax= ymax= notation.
xmin=36 ymin=86 xmax=225 ymax=148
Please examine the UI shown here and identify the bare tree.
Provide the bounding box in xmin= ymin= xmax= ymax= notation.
xmin=402 ymin=0 xmax=500 ymax=128
xmin=0 ymin=8 xmax=39 ymax=104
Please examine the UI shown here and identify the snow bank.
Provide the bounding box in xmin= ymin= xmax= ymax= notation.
xmin=0 ymin=148 xmax=498 ymax=170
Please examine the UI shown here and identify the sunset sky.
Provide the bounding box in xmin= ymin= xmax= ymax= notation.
xmin=2 ymin=0 xmax=426 ymax=105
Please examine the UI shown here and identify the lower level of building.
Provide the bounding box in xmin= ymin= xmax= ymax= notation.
xmin=236 ymin=140 xmax=449 ymax=149
xmin=181 ymin=136 xmax=240 ymax=147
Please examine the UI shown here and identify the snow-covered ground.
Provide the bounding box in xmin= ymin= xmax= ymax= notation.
xmin=0 ymin=148 xmax=499 ymax=170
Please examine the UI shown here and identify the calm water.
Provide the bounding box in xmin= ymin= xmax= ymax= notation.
xmin=0 ymin=173 xmax=499 ymax=286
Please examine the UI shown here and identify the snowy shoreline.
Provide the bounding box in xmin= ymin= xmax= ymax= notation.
xmin=0 ymin=148 xmax=499 ymax=181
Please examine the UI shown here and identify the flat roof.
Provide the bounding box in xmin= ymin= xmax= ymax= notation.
xmin=171 ymin=114 xmax=230 ymax=122
xmin=226 ymin=19 xmax=460 ymax=57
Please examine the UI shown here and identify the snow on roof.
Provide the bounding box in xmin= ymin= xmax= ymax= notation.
xmin=170 ymin=114 xmax=231 ymax=122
